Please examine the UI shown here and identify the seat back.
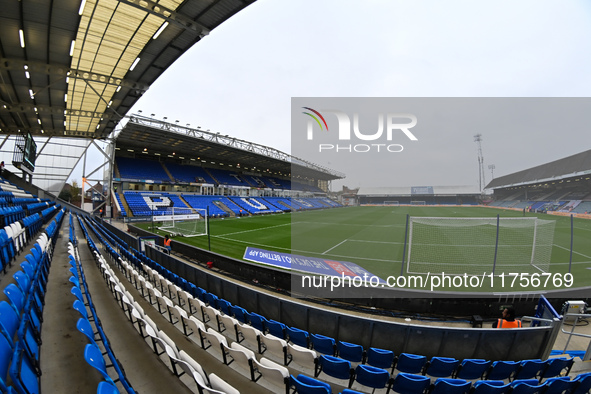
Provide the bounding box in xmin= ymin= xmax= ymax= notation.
xmin=287 ymin=326 xmax=309 ymax=348
xmin=540 ymin=357 xmax=574 ymax=381
xmin=543 ymin=377 xmax=577 ymax=394
xmin=572 ymin=372 xmax=591 ymax=394
xmin=471 ymin=380 xmax=512 ymax=394
xmin=290 ymin=374 xmax=331 ymax=394
xmin=425 ymin=356 xmax=460 ymax=378
xmin=509 ymin=379 xmax=545 ymax=394
xmin=310 ymin=333 xmax=336 ymax=356
xmin=514 ymin=359 xmax=547 ymax=381
xmin=355 ymin=364 xmax=390 ymax=389
xmin=338 ymin=341 xmax=364 ymax=363
xmin=0 ymin=301 xmax=20 ymax=339
xmin=395 ymin=352 xmax=427 ymax=374
xmin=316 ymin=355 xmax=353 ymax=382
xmin=366 ymin=347 xmax=395 ymax=370
xmin=84 ymin=343 xmax=112 ymax=382
xmin=391 ymin=372 xmax=431 ymax=394
xmin=431 ymin=378 xmax=471 ymax=394
xmin=9 ymin=342 xmax=40 ymax=394
xmin=454 ymin=358 xmax=491 ymax=380
xmin=486 ymin=360 xmax=520 ymax=380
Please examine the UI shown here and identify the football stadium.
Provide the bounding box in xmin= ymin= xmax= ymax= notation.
xmin=1 ymin=1 xmax=591 ymax=394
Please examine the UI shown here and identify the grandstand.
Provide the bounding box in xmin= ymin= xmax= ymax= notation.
xmin=2 ymin=0 xmax=591 ymax=393
xmin=357 ymin=185 xmax=482 ymax=206
xmin=110 ymin=116 xmax=345 ymax=221
xmin=486 ymin=149 xmax=591 ymax=216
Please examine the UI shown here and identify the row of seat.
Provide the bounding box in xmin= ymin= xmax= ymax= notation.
xmin=120 ymin=245 xmax=577 ymax=385
xmin=0 ymin=208 xmax=64 ymax=393
xmin=291 ymin=371 xmax=591 ymax=394
xmin=78 ymin=214 xmax=239 ymax=394
xmin=123 ymin=253 xmax=396 ymax=393
xmin=73 ymin=214 xmax=137 ymax=393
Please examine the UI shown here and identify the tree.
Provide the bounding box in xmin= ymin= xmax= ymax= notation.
xmin=58 ymin=189 xmax=72 ymax=201
xmin=70 ymin=180 xmax=81 ymax=200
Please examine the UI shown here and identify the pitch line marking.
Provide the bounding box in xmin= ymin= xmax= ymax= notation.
xmin=218 ymin=222 xmax=291 ymax=236
xmin=553 ymin=244 xmax=591 ymax=260
xmin=212 ymin=235 xmax=400 ymax=263
xmin=322 ymin=239 xmax=349 ymax=255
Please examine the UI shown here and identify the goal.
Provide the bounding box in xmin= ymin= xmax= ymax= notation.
xmin=410 ymin=201 xmax=426 ymax=206
xmin=154 ymin=207 xmax=208 ymax=237
xmin=405 ymin=216 xmax=555 ymax=275
xmin=383 ymin=201 xmax=400 ymax=206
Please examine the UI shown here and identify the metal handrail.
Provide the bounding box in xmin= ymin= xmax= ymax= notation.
xmin=560 ymin=313 xmax=591 ymax=356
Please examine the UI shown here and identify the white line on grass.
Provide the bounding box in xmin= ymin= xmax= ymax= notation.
xmin=212 ymin=235 xmax=400 ymax=263
xmin=322 ymin=239 xmax=348 ymax=255
xmin=218 ymin=222 xmax=291 ymax=237
xmin=294 ymin=221 xmax=405 ymax=228
xmin=553 ymin=244 xmax=591 ymax=260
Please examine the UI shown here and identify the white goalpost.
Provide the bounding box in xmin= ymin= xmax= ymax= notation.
xmin=406 ymin=216 xmax=555 ymax=275
xmin=153 ymin=207 xmax=208 ymax=237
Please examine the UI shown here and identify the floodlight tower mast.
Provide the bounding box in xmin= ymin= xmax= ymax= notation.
xmin=474 ymin=134 xmax=486 ymax=192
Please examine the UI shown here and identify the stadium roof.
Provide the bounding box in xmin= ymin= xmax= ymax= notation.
xmin=358 ymin=185 xmax=481 ymax=196
xmin=0 ymin=0 xmax=255 ymax=139
xmin=117 ymin=115 xmax=345 ymax=180
xmin=0 ymin=0 xmax=256 ymax=194
xmin=486 ymin=149 xmax=591 ymax=189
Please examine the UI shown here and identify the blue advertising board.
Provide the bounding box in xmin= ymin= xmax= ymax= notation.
xmin=243 ymin=247 xmax=385 ymax=282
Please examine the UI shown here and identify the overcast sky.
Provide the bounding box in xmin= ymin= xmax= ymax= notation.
xmin=126 ymin=0 xmax=591 ymax=190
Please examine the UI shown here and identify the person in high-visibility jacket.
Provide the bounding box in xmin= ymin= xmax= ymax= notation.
xmin=493 ymin=307 xmax=522 ymax=328
xmin=164 ymin=235 xmax=172 ymax=253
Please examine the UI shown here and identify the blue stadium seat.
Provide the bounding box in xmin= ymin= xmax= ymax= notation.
xmin=390 ymin=372 xmax=431 ymax=394
xmin=290 ymin=374 xmax=331 ymax=394
xmin=354 ymin=364 xmax=391 ymax=392
xmin=423 ymin=356 xmax=460 ymax=378
xmin=394 ymin=353 xmax=427 ymax=374
xmin=539 ymin=357 xmax=574 ymax=382
xmin=430 ymin=378 xmax=471 ymax=394
xmin=471 ymin=380 xmax=512 ymax=394
xmin=365 ymin=347 xmax=395 ymax=372
xmin=453 ymin=358 xmax=491 ymax=380
xmin=287 ymin=326 xmax=309 ymax=348
xmin=572 ymin=372 xmax=591 ymax=394
xmin=310 ymin=333 xmax=336 ymax=356
xmin=337 ymin=341 xmax=364 ymax=363
xmin=314 ymin=355 xmax=354 ymax=387
xmin=485 ymin=360 xmax=520 ymax=380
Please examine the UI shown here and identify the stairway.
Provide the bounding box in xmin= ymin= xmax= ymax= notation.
xmin=214 ymin=200 xmax=235 ymax=217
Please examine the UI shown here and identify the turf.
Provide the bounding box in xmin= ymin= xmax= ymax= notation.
xmin=136 ymin=206 xmax=591 ymax=292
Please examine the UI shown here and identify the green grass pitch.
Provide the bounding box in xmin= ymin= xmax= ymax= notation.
xmin=137 ymin=206 xmax=591 ymax=293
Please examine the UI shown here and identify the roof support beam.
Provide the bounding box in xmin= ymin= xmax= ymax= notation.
xmin=117 ymin=0 xmax=210 ymax=37
xmin=1 ymin=103 xmax=113 ymax=120
xmin=0 ymin=58 xmax=150 ymax=91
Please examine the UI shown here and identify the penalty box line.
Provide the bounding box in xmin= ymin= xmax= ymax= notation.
xmin=321 ymin=238 xmax=403 ymax=255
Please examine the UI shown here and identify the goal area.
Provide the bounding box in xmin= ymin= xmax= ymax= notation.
xmin=405 ymin=216 xmax=555 ymax=275
xmin=153 ymin=207 xmax=207 ymax=237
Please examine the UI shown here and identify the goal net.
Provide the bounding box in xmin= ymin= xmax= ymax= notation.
xmin=154 ymin=207 xmax=207 ymax=237
xmin=406 ymin=217 xmax=555 ymax=275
